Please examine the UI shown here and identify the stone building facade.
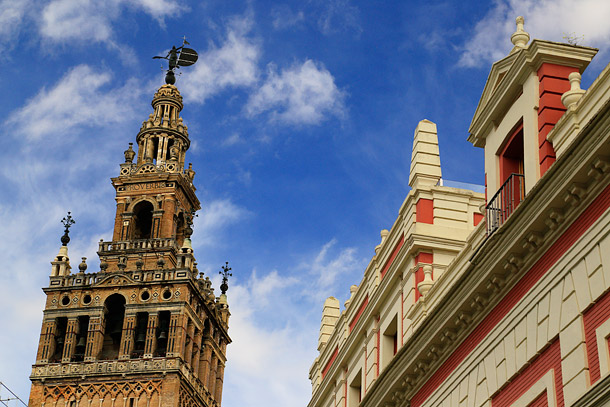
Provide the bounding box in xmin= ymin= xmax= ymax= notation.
xmin=28 ymin=84 xmax=230 ymax=407
xmin=309 ymin=18 xmax=610 ymax=407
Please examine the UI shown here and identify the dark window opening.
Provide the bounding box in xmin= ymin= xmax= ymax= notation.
xmin=156 ymin=311 xmax=171 ymax=357
xmin=72 ymin=316 xmax=89 ymax=362
xmin=382 ymin=315 xmax=398 ymax=370
xmin=132 ymin=312 xmax=148 ymax=358
xmin=101 ymin=294 xmax=126 ymax=360
xmin=132 ymin=201 xmax=154 ymax=240
xmin=51 ymin=317 xmax=68 ymax=362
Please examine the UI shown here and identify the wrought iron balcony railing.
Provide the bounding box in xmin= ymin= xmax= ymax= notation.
xmin=486 ymin=173 xmax=525 ymax=235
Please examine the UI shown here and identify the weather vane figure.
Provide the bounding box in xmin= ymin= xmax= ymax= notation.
xmin=219 ymin=262 xmax=232 ymax=295
xmin=153 ymin=37 xmax=198 ymax=85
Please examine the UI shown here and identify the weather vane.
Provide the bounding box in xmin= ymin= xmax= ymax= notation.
xmin=60 ymin=211 xmax=75 ymax=246
xmin=153 ymin=37 xmax=199 ymax=85
xmin=219 ymin=262 xmax=232 ymax=295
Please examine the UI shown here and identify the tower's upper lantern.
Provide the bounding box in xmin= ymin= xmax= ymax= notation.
xmin=119 ymin=84 xmax=193 ymax=177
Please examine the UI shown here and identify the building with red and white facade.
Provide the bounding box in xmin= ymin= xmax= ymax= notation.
xmin=308 ymin=17 xmax=610 ymax=407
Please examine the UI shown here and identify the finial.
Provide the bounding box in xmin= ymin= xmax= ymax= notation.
xmin=60 ymin=212 xmax=75 ymax=246
xmin=561 ymin=72 xmax=586 ymax=110
xmin=219 ymin=262 xmax=232 ymax=295
xmin=78 ymin=257 xmax=87 ymax=273
xmin=152 ymin=38 xmax=199 ymax=85
xmin=184 ymin=209 xmax=198 ymax=238
xmin=124 ymin=143 xmax=135 ymax=163
xmin=511 ymin=16 xmax=530 ymax=49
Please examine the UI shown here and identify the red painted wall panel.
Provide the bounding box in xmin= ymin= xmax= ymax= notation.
xmin=583 ymin=288 xmax=610 ymax=384
xmin=380 ymin=235 xmax=405 ymax=280
xmin=322 ymin=346 xmax=338 ymax=379
xmin=474 ymin=212 xmax=484 ymax=226
xmin=491 ymin=339 xmax=563 ymax=407
xmin=416 ymin=198 xmax=434 ymax=224
xmin=349 ymin=296 xmax=369 ymax=332
xmin=411 ymin=183 xmax=610 ymax=407
xmin=537 ymin=63 xmax=578 ymax=175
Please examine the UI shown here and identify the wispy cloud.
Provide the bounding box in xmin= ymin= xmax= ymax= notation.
xmin=246 ymin=60 xmax=346 ymax=126
xmin=7 ymin=64 xmax=141 ymax=141
xmin=459 ymin=0 xmax=610 ymax=67
xmin=39 ymin=0 xmax=184 ymax=45
xmin=192 ymin=199 xmax=250 ymax=247
xmin=181 ymin=16 xmax=261 ymax=103
xmin=314 ymin=0 xmax=361 ymax=36
xmin=271 ymin=5 xmax=305 ymax=30
xmin=0 ymin=0 xmax=32 ymax=55
xmin=221 ymin=239 xmax=363 ymax=407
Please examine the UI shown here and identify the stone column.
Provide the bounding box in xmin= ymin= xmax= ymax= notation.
xmin=191 ymin=329 xmax=202 ymax=377
xmin=37 ymin=319 xmax=57 ymax=363
xmin=214 ymin=362 xmax=225 ymax=405
xmin=144 ymin=313 xmax=158 ymax=358
xmin=166 ymin=313 xmax=183 ymax=357
xmin=119 ymin=314 xmax=136 ymax=359
xmin=183 ymin=320 xmax=195 ymax=366
xmin=208 ymin=354 xmax=218 ymax=397
xmin=85 ymin=316 xmax=104 ymax=361
xmin=199 ymin=341 xmax=212 ymax=386
xmin=62 ymin=317 xmax=79 ymax=362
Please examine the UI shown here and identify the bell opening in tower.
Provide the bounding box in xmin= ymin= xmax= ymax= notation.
xmin=101 ymin=294 xmax=126 ymax=360
xmin=133 ymin=201 xmax=154 ymax=240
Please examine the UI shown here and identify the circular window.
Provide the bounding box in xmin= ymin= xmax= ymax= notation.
xmin=140 ymin=290 xmax=150 ymax=301
xmin=61 ymin=295 xmax=70 ymax=306
xmin=82 ymin=294 xmax=92 ymax=305
xmin=162 ymin=289 xmax=172 ymax=300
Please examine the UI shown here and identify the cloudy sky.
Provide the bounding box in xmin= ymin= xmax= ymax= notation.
xmin=2 ymin=1 xmax=610 ymax=406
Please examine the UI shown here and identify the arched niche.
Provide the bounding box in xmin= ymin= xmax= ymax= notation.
xmin=100 ymin=293 xmax=126 ymax=360
xmin=132 ymin=201 xmax=154 ymax=240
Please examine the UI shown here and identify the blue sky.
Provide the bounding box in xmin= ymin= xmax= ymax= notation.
xmin=2 ymin=1 xmax=610 ymax=406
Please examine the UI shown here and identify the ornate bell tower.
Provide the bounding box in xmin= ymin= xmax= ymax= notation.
xmin=28 ymin=83 xmax=231 ymax=407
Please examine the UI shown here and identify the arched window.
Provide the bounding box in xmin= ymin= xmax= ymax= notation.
xmin=101 ymin=294 xmax=126 ymax=360
xmin=175 ymin=212 xmax=185 ymax=246
xmin=133 ymin=201 xmax=154 ymax=239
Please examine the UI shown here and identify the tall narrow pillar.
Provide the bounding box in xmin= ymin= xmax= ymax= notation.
xmin=36 ymin=319 xmax=57 ymax=363
xmin=144 ymin=313 xmax=158 ymax=358
xmin=85 ymin=316 xmax=104 ymax=361
xmin=62 ymin=317 xmax=79 ymax=362
xmin=119 ymin=314 xmax=136 ymax=359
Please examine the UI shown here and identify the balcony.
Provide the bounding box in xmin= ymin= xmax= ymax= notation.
xmin=486 ymin=173 xmax=525 ymax=235
xmin=98 ymin=238 xmax=179 ymax=253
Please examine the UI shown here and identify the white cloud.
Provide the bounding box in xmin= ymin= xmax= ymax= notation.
xmin=315 ymin=0 xmax=361 ymax=36
xmin=460 ymin=0 xmax=610 ymax=67
xmin=7 ymin=64 xmax=141 ymax=141
xmin=193 ymin=199 xmax=250 ymax=246
xmin=181 ymin=17 xmax=260 ymax=103
xmin=246 ymin=60 xmax=346 ymax=125
xmin=271 ymin=5 xmax=305 ymax=30
xmin=0 ymin=0 xmax=32 ymax=54
xmin=39 ymin=0 xmax=183 ymax=45
xmin=302 ymin=238 xmax=364 ymax=302
xmin=220 ymin=239 xmax=364 ymax=407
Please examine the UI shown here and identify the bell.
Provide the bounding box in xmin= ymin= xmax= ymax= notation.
xmin=56 ymin=335 xmax=64 ymax=346
xmin=135 ymin=331 xmax=146 ymax=346
xmin=157 ymin=330 xmax=167 ymax=341
xmin=110 ymin=325 xmax=123 ymax=341
xmin=76 ymin=336 xmax=86 ymax=350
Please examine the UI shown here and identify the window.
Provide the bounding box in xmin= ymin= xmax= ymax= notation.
xmin=101 ymin=294 xmax=126 ymax=360
xmin=132 ymin=201 xmax=154 ymax=239
xmin=381 ymin=315 xmax=398 ymax=370
xmin=348 ymin=369 xmax=362 ymax=407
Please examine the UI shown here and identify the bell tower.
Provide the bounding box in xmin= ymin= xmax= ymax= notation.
xmin=28 ymin=83 xmax=231 ymax=407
